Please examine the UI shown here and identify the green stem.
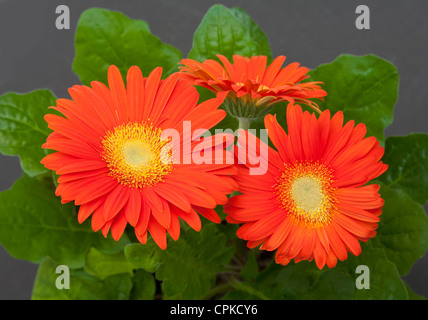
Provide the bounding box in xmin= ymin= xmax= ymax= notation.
xmin=229 ymin=278 xmax=270 ymax=300
xmin=230 ymin=117 xmax=251 ymax=199
xmin=203 ymin=283 xmax=233 ymax=300
xmin=237 ymin=117 xmax=251 ymax=131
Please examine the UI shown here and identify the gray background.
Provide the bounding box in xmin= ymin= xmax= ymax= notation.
xmin=0 ymin=0 xmax=427 ymax=299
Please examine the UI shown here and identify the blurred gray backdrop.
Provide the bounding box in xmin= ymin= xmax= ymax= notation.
xmin=0 ymin=0 xmax=427 ymax=299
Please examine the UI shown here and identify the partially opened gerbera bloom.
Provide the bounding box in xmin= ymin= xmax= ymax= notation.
xmin=224 ymin=104 xmax=388 ymax=269
xmin=178 ymin=55 xmax=327 ymax=119
xmin=41 ymin=65 xmax=237 ymax=249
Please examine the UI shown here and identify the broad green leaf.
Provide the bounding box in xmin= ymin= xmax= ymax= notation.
xmin=84 ymin=248 xmax=134 ymax=280
xmin=125 ymin=224 xmax=235 ymax=299
xmin=124 ymin=242 xmax=163 ymax=273
xmin=239 ymin=251 xmax=259 ymax=282
xmin=73 ymin=8 xmax=182 ymax=85
xmin=0 ymin=175 xmax=126 ymax=268
xmin=351 ymin=245 xmax=407 ymax=300
xmin=224 ymin=260 xmax=354 ymax=300
xmin=309 ymin=54 xmax=398 ymax=143
xmin=32 ymin=258 xmax=133 ymax=300
xmin=158 ymin=224 xmax=235 ymax=299
xmin=92 ymin=231 xmax=131 ymax=255
xmin=188 ymin=5 xmax=272 ymax=62
xmin=372 ymin=183 xmax=428 ymax=275
xmin=130 ymin=269 xmax=156 ymax=300
xmin=378 ymin=134 xmax=428 ymax=205
xmin=224 ymin=244 xmax=407 ymax=300
xmin=0 ymin=89 xmax=56 ymax=176
xmin=229 ymin=7 xmax=271 ymax=61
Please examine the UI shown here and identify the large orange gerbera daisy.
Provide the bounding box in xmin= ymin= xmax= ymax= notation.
xmin=178 ymin=55 xmax=327 ymax=119
xmin=224 ymin=104 xmax=388 ymax=269
xmin=41 ymin=65 xmax=237 ymax=249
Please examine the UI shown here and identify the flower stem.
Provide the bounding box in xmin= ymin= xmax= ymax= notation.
xmin=229 ymin=278 xmax=270 ymax=300
xmin=238 ymin=117 xmax=251 ymax=131
xmin=203 ymin=283 xmax=233 ymax=300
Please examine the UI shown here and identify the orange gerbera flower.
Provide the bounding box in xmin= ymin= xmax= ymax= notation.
xmin=224 ymin=104 xmax=388 ymax=269
xmin=178 ymin=55 xmax=327 ymax=119
xmin=41 ymin=65 xmax=237 ymax=249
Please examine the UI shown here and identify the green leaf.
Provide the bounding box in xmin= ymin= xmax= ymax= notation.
xmin=229 ymin=7 xmax=271 ymax=60
xmin=233 ymin=261 xmax=355 ymax=300
xmin=0 ymin=89 xmax=56 ymax=176
xmin=240 ymin=251 xmax=259 ymax=282
xmin=378 ymin=134 xmax=428 ymax=205
xmin=91 ymin=230 xmax=131 ymax=255
xmin=225 ymin=244 xmax=408 ymax=300
xmin=351 ymin=245 xmax=407 ymax=300
xmin=309 ymin=54 xmax=398 ymax=143
xmin=124 ymin=242 xmax=163 ymax=273
xmin=84 ymin=248 xmax=134 ymax=280
xmin=188 ymin=5 xmax=272 ymax=62
xmin=0 ymin=175 xmax=126 ymax=268
xmin=73 ymin=8 xmax=182 ymax=85
xmin=130 ymin=269 xmax=156 ymax=300
xmin=372 ymin=183 xmax=428 ymax=275
xmin=32 ymin=258 xmax=133 ymax=300
xmin=125 ymin=224 xmax=235 ymax=299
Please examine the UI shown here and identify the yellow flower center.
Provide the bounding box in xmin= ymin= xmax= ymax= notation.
xmin=101 ymin=122 xmax=173 ymax=188
xmin=291 ymin=176 xmax=324 ymax=213
xmin=275 ymin=161 xmax=337 ymax=227
xmin=122 ymin=141 xmax=152 ymax=168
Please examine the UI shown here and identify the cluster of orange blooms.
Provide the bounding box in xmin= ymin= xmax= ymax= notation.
xmin=42 ymin=55 xmax=387 ymax=269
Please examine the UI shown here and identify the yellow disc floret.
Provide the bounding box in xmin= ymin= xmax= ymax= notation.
xmin=291 ymin=176 xmax=324 ymax=213
xmin=101 ymin=122 xmax=173 ymax=188
xmin=275 ymin=161 xmax=337 ymax=227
